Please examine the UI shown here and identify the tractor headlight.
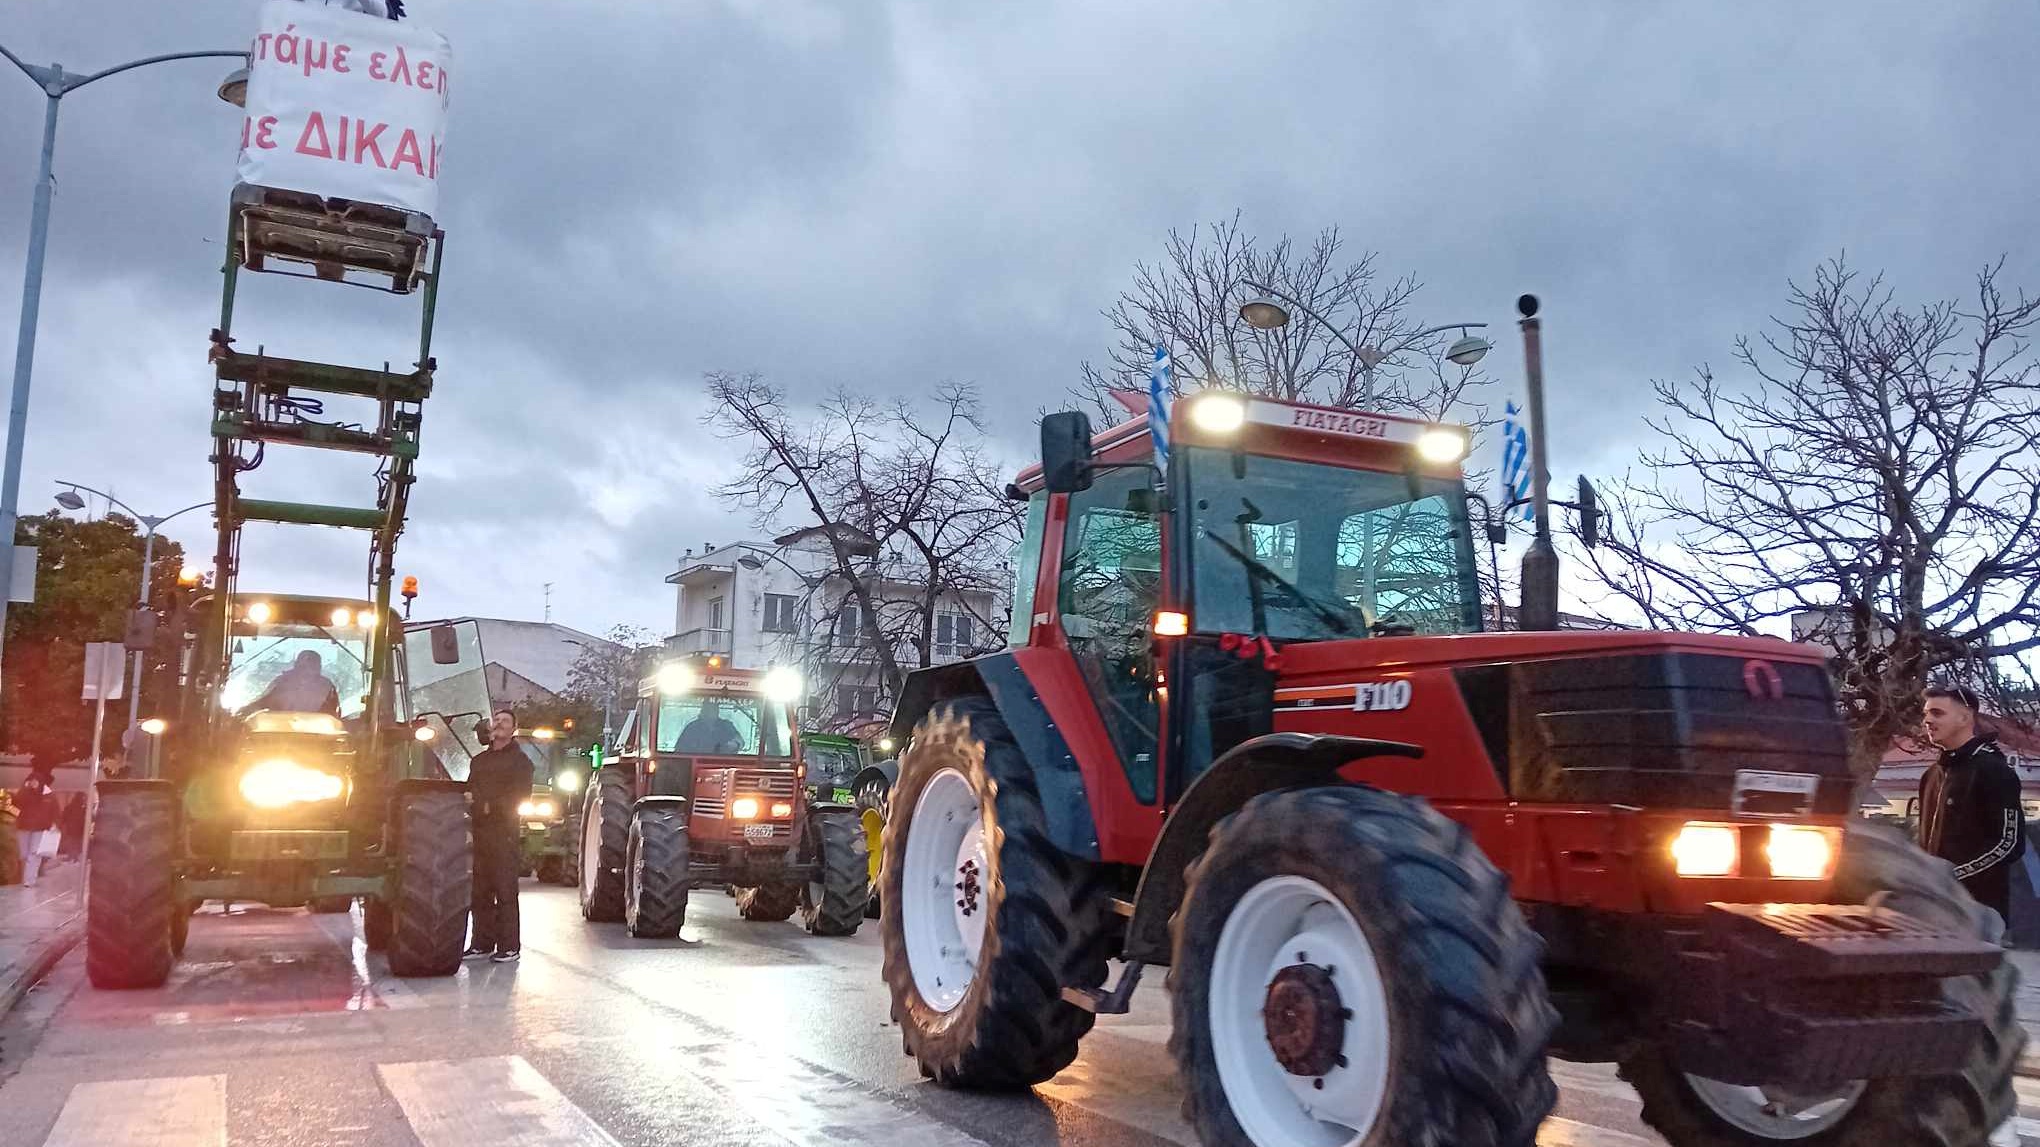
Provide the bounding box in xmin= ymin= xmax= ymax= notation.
xmin=239 ymin=759 xmax=345 ymax=809
xmin=730 ymin=797 xmax=761 ymax=820
xmin=1670 ymin=823 xmax=1739 ymax=877
xmin=769 ymin=801 xmax=793 ymax=819
xmin=1766 ymin=824 xmax=1837 ymax=880
xmin=761 ymin=666 xmax=804 ymax=705
xmin=516 ymin=799 xmax=558 ymax=819
xmin=555 ymin=770 xmax=582 ymax=794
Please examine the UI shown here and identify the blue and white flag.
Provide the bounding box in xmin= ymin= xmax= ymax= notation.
xmin=1501 ymin=401 xmax=1533 ymax=522
xmin=1148 ymin=345 xmax=1172 ymax=470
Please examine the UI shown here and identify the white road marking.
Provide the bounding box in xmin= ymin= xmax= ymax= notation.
xmin=1538 ymin=1116 xmax=1657 ymax=1146
xmin=378 ymin=1056 xmax=620 ymax=1147
xmin=679 ymin=1039 xmax=991 ymax=1147
xmin=41 ymin=1075 xmax=227 ymax=1147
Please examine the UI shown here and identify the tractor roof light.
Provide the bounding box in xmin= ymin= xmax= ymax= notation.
xmin=532 ymin=727 xmax=556 ymax=741
xmin=330 ymin=607 xmax=353 ymax=627
xmin=1188 ymin=393 xmax=1247 ymax=434
xmin=245 ymin=601 xmax=273 ymax=624
xmin=761 ymin=666 xmax=805 ymax=704
xmin=1152 ymin=610 xmax=1191 ymax=637
xmin=414 ymin=725 xmax=437 ymax=742
xmin=1414 ymin=428 xmax=1469 ymax=464
xmin=656 ymin=662 xmax=697 ymax=695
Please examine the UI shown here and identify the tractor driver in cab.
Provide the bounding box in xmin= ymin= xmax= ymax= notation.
xmin=675 ymin=699 xmax=745 ymax=754
xmin=248 ymin=650 xmax=341 ymax=715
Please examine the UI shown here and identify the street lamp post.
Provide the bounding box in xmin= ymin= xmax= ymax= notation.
xmin=1238 ymin=280 xmax=1491 ymax=404
xmin=0 ymin=43 xmax=246 ymax=688
xmin=53 ymin=483 xmax=210 ymax=733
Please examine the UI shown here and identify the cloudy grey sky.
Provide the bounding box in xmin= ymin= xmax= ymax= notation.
xmin=3 ymin=1 xmax=2034 ymax=638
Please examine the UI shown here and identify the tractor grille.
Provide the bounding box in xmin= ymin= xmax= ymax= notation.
xmin=693 ymin=771 xmax=797 ymax=819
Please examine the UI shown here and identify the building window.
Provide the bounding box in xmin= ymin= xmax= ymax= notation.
xmin=935 ymin=612 xmax=974 ymax=657
xmin=763 ymin=593 xmax=801 ymax=634
xmin=707 ymin=596 xmax=725 ymax=631
xmin=835 ymin=603 xmax=866 ymax=647
xmin=835 ymin=684 xmax=879 ymax=718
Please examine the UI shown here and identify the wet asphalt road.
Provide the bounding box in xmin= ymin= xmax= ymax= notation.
xmin=0 ymin=881 xmax=2031 ymax=1146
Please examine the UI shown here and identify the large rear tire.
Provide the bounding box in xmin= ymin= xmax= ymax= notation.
xmin=735 ymin=883 xmax=800 ymax=922
xmin=623 ymin=806 xmax=690 ymax=939
xmin=387 ymin=788 xmax=471 ymax=978
xmin=579 ymin=768 xmax=631 ymax=922
xmin=856 ymin=776 xmax=889 ymax=919
xmin=363 ymin=897 xmax=392 ymax=952
xmin=1620 ymin=820 xmax=2022 ymax=1147
xmin=1169 ymin=785 xmax=1556 ymax=1147
xmin=880 ymin=697 xmax=1115 ymax=1089
xmin=800 ymin=808 xmax=867 ymax=937
xmin=86 ymin=785 xmax=179 ymax=990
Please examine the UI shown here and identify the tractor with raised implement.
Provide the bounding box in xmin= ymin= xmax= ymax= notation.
xmin=877 ymin=381 xmax=2019 ymax=1146
xmin=577 ymin=657 xmax=868 ymax=939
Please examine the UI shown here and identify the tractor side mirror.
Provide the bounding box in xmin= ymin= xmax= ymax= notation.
xmin=1576 ymin=476 xmax=1601 ymax=549
xmin=1040 ymin=411 xmax=1095 ymax=495
xmin=428 ymin=623 xmax=461 ymax=665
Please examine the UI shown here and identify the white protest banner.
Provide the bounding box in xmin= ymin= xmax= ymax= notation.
xmin=235 ymin=0 xmax=452 ymax=217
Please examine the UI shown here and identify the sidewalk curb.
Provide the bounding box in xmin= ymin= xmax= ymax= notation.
xmin=2020 ymin=1049 xmax=2040 ymax=1080
xmin=0 ymin=909 xmax=83 ymax=1019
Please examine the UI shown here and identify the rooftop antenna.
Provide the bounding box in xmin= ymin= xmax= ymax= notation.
xmin=543 ymin=582 xmax=553 ymax=622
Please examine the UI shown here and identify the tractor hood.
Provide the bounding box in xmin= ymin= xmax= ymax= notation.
xmin=1266 ymin=629 xmax=1853 ymax=815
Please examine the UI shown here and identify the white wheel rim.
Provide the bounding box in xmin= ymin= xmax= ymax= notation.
xmin=901 ymin=768 xmax=987 ymax=1013
xmin=1210 ymin=876 xmax=1392 ymax=1147
xmin=580 ymin=800 xmax=601 ymax=901
xmin=1684 ymin=1075 xmax=1865 ymax=1140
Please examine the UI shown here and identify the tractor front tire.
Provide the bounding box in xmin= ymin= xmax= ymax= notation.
xmin=855 ymin=776 xmax=889 ymax=919
xmin=86 ymin=784 xmax=179 ymax=990
xmin=534 ymin=855 xmax=565 ymax=886
xmin=800 ymin=809 xmax=867 ymax=937
xmin=1620 ymin=820 xmax=2022 ymax=1147
xmin=579 ymin=769 xmax=631 ymax=922
xmin=623 ymin=807 xmax=690 ymax=939
xmin=1170 ymin=785 xmax=1557 ymax=1147
xmin=387 ymin=788 xmax=471 ymax=978
xmin=881 ymin=697 xmax=1115 ymax=1089
xmin=736 ymin=883 xmax=800 ymax=922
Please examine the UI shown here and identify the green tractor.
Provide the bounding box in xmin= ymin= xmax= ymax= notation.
xmin=513 ymin=727 xmax=587 ymax=886
xmin=801 ymin=731 xmax=894 ymax=919
xmin=87 ymin=597 xmax=475 ymax=987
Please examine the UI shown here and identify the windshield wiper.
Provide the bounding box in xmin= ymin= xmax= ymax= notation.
xmin=1202 ymin=530 xmax=1355 ymax=636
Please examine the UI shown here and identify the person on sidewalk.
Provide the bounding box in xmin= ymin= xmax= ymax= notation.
xmin=13 ymin=767 xmax=58 ymax=889
xmin=465 ymin=708 xmax=532 ymax=963
xmin=1918 ymin=684 xmax=2026 ymax=925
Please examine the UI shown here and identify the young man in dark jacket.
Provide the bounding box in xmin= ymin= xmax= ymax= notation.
xmin=1918 ymin=685 xmax=2026 ymax=923
xmin=465 ymin=708 xmax=533 ymax=962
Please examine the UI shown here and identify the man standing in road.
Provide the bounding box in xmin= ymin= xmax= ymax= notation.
xmin=465 ymin=708 xmax=532 ymax=962
xmin=1918 ymin=684 xmax=2026 ymax=925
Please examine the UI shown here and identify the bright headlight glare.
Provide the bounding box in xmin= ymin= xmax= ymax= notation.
xmin=239 ymin=759 xmax=344 ymax=808
xmin=1189 ymin=394 xmax=1247 ymax=434
xmin=414 ymin=725 xmax=436 ymax=742
xmin=245 ymin=601 xmax=273 ymax=624
xmin=761 ymin=666 xmax=804 ymax=704
xmin=1671 ymin=823 xmax=1739 ymax=877
xmin=555 ymin=770 xmax=582 ymax=793
xmin=517 ymin=800 xmax=536 ymax=817
xmin=330 ymin=607 xmax=352 ymax=626
xmin=656 ymin=662 xmax=696 ymax=695
xmin=769 ymin=801 xmax=793 ymax=819
xmin=730 ymin=797 xmax=761 ymax=820
xmin=1415 ymin=428 xmax=1468 ymax=464
xmin=1767 ymin=824 xmax=1836 ymax=880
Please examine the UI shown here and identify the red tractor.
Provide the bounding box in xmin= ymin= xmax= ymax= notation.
xmin=878 ymin=392 xmax=2019 ymax=1146
xmin=577 ymin=657 xmax=867 ymax=939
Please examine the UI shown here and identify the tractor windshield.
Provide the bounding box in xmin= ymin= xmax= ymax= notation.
xmin=656 ymin=694 xmax=794 ymax=758
xmin=1183 ymin=446 xmax=1483 ymax=641
xmin=221 ymin=619 xmax=373 ymax=718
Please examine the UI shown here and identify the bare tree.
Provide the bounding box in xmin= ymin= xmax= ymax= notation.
xmin=1576 ymin=257 xmax=2040 ymax=775
xmin=564 ymin=623 xmax=658 ymax=721
xmin=1078 ymin=212 xmax=1490 ymax=423
xmin=708 ymin=374 xmax=1022 ymax=726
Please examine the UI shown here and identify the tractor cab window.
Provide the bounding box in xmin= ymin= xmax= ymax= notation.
xmin=1184 ymin=447 xmax=1481 ymax=641
xmin=1007 ymin=491 xmax=1048 ymax=647
xmin=655 ymin=694 xmax=793 ymax=758
xmin=222 ymin=618 xmax=373 ymax=719
xmin=1058 ymin=465 xmax=1162 ymax=801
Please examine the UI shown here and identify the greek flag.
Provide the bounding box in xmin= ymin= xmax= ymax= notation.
xmin=1502 ymin=401 xmax=1532 ymax=522
xmin=1148 ymin=345 xmax=1171 ymax=469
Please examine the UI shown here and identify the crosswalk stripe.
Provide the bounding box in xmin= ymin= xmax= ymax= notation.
xmin=1538 ymin=1116 xmax=1656 ymax=1146
xmin=378 ymin=1056 xmax=620 ymax=1147
xmin=677 ymin=1039 xmax=991 ymax=1147
xmin=42 ymin=1075 xmax=227 ymax=1147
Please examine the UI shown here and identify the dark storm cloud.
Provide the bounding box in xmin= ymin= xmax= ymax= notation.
xmin=2 ymin=1 xmax=2034 ymax=635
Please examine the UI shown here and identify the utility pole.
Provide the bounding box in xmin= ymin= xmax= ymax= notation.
xmin=1516 ymin=294 xmax=1560 ymax=631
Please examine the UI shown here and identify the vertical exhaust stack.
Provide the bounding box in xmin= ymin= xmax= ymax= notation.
xmin=1516 ymin=294 xmax=1560 ymax=631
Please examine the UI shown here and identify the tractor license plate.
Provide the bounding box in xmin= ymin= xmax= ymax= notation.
xmin=743 ymin=824 xmax=777 ymax=842
xmin=1732 ymin=770 xmax=1820 ymax=817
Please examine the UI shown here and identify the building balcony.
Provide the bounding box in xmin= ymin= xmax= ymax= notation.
xmin=669 ymin=627 xmax=733 ymax=657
